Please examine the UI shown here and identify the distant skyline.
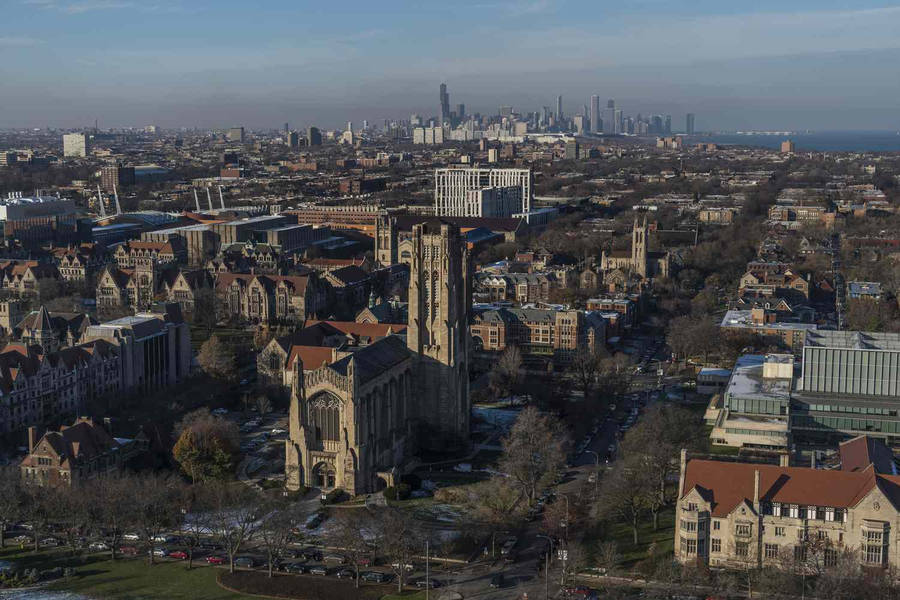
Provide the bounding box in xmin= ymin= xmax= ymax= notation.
xmin=3 ymin=1 xmax=900 ymax=130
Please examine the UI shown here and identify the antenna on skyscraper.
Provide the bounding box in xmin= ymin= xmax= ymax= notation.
xmin=192 ymin=188 xmax=201 ymax=212
xmin=96 ymin=184 xmax=107 ymax=219
xmin=112 ymin=183 xmax=122 ymax=215
xmin=218 ymin=185 xmax=225 ymax=209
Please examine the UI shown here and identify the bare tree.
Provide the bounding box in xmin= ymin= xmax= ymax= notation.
xmin=176 ymin=482 xmax=212 ymax=570
xmin=375 ymin=508 xmax=423 ymax=593
xmin=132 ymin=473 xmax=183 ymax=565
xmin=596 ymin=459 xmax=650 ymax=545
xmin=326 ymin=510 xmax=375 ymax=588
xmin=20 ymin=480 xmax=55 ymax=553
xmin=257 ymin=498 xmax=298 ymax=578
xmin=206 ymin=482 xmax=261 ymax=573
xmin=499 ymin=406 xmax=567 ymax=503
xmin=88 ymin=474 xmax=135 ymax=561
xmin=489 ymin=345 xmax=523 ymax=401
xmin=569 ymin=345 xmax=601 ymax=401
xmin=464 ymin=478 xmax=527 ymax=558
xmin=0 ymin=467 xmax=22 ymax=548
xmin=596 ymin=541 xmax=621 ymax=574
xmin=55 ymin=484 xmax=90 ymax=555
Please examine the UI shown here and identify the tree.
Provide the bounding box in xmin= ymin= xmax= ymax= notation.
xmin=0 ymin=467 xmax=22 ymax=549
xmin=55 ymin=484 xmax=90 ymax=555
xmin=569 ymin=346 xmax=600 ymax=402
xmin=173 ymin=408 xmax=239 ymax=483
xmin=596 ymin=458 xmax=650 ymax=545
xmin=375 ymin=508 xmax=423 ymax=593
xmin=20 ymin=480 xmax=54 ymax=553
xmin=132 ymin=473 xmax=183 ymax=565
xmin=177 ymin=483 xmax=211 ymax=570
xmin=596 ymin=541 xmax=621 ymax=574
xmin=257 ymin=499 xmax=298 ymax=578
xmin=499 ymin=406 xmax=567 ymax=503
xmin=489 ymin=345 xmax=522 ymax=401
xmin=206 ymin=482 xmax=261 ymax=574
xmin=197 ymin=335 xmax=237 ymax=381
xmin=463 ymin=479 xmax=527 ymax=557
xmin=327 ymin=511 xmax=374 ymax=587
xmin=88 ymin=474 xmax=135 ymax=561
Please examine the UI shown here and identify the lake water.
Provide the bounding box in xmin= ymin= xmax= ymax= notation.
xmin=684 ymin=131 xmax=900 ymax=153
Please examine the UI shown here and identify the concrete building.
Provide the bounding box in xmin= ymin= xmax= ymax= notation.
xmin=434 ymin=168 xmax=532 ymax=218
xmin=307 ymin=127 xmax=322 ymax=147
xmin=226 ymin=127 xmax=245 ymax=142
xmin=81 ymin=304 xmax=191 ymax=397
xmin=100 ymin=164 xmax=136 ymax=192
xmin=781 ymin=140 xmax=796 ymax=153
xmin=62 ymin=133 xmax=89 ymax=158
xmin=590 ymin=95 xmax=600 ymax=134
xmin=676 ymin=437 xmax=900 ymax=570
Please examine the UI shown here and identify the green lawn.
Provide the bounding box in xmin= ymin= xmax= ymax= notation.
xmin=602 ymin=504 xmax=676 ymax=567
xmin=0 ymin=547 xmax=253 ymax=600
xmin=381 ymin=592 xmax=427 ymax=600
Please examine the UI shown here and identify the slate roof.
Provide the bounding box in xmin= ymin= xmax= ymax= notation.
xmin=328 ymin=335 xmax=410 ymax=383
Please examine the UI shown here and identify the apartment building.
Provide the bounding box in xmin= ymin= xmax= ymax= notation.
xmin=478 ymin=272 xmax=556 ymax=304
xmin=470 ymin=307 xmax=605 ymax=361
xmin=676 ymin=437 xmax=900 ymax=570
xmin=434 ymin=168 xmax=532 ymax=218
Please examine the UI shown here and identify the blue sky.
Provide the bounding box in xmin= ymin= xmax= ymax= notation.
xmin=3 ymin=1 xmax=900 ymax=130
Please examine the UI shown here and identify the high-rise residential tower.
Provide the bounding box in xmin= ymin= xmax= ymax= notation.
xmin=439 ymin=83 xmax=450 ymax=124
xmin=686 ymin=113 xmax=696 ymax=135
xmin=556 ymin=95 xmax=563 ymax=120
xmin=590 ymin=95 xmax=600 ymax=134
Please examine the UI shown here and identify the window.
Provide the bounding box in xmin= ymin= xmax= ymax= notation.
xmin=711 ymin=538 xmax=721 ymax=553
xmin=788 ymin=505 xmax=799 ymax=518
xmin=765 ymin=544 xmax=779 ymax=559
xmin=864 ymin=530 xmax=885 ymax=565
xmin=735 ymin=524 xmax=752 ymax=537
xmin=680 ymin=538 xmax=697 ymax=555
xmin=775 ymin=527 xmax=786 ymax=537
xmin=680 ymin=520 xmax=697 ymax=532
xmin=794 ymin=545 xmax=807 ymax=562
xmin=735 ymin=542 xmax=750 ymax=557
xmin=825 ymin=507 xmax=835 ymax=522
xmin=817 ymin=530 xmax=829 ymax=540
xmin=825 ymin=548 xmax=838 ymax=567
xmin=713 ymin=520 xmax=721 ymax=531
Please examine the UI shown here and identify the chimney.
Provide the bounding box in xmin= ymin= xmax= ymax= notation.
xmin=27 ymin=426 xmax=38 ymax=453
xmin=753 ymin=469 xmax=760 ymax=509
xmin=780 ymin=453 xmax=790 ymax=467
xmin=678 ymin=448 xmax=688 ymax=497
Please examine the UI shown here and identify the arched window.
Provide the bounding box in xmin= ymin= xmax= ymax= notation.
xmin=309 ymin=393 xmax=340 ymax=441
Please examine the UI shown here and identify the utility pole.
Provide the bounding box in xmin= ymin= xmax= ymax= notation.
xmin=425 ymin=540 xmax=429 ymax=600
xmin=536 ymin=534 xmax=552 ymax=600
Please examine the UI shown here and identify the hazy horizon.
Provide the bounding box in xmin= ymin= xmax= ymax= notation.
xmin=4 ymin=1 xmax=900 ymax=131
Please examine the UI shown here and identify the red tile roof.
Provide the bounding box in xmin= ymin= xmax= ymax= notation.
xmin=681 ymin=458 xmax=900 ymax=517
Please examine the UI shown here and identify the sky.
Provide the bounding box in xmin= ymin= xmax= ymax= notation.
xmin=2 ymin=0 xmax=900 ymax=131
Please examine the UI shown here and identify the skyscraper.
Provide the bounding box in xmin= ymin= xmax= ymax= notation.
xmin=686 ymin=113 xmax=696 ymax=135
xmin=664 ymin=115 xmax=672 ymax=135
xmin=306 ymin=126 xmax=322 ymax=146
xmin=439 ymin=83 xmax=450 ymax=124
xmin=556 ymin=95 xmax=563 ymax=120
xmin=603 ymin=99 xmax=617 ymax=134
xmin=456 ymin=103 xmax=465 ymax=120
xmin=590 ymin=95 xmax=600 ymax=134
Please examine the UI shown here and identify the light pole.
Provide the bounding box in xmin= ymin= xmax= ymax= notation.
xmin=556 ymin=493 xmax=570 ymax=587
xmin=584 ymin=450 xmax=599 ymax=498
xmin=425 ymin=540 xmax=430 ymax=600
xmin=536 ymin=534 xmax=553 ymax=600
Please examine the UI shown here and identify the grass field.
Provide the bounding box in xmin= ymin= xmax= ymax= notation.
xmin=0 ymin=547 xmax=252 ymax=600
xmin=603 ymin=504 xmax=676 ymax=567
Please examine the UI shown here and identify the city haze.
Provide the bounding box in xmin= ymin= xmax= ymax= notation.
xmin=3 ymin=0 xmax=900 ymax=130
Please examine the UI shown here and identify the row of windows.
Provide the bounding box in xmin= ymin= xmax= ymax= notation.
xmin=724 ymin=428 xmax=785 ymax=438
xmin=802 ymin=404 xmax=896 ymax=416
xmin=793 ymin=414 xmax=900 ymax=434
xmin=725 ymin=396 xmax=788 ymax=416
xmin=763 ymin=503 xmax=846 ymax=522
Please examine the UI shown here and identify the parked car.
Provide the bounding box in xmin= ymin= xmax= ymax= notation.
xmin=336 ymin=568 xmax=355 ymax=578
xmin=323 ymin=553 xmax=345 ymax=564
xmin=40 ymin=537 xmax=60 ymax=547
xmin=309 ymin=565 xmax=328 ymax=576
xmin=152 ymin=534 xmax=176 ymax=543
xmin=362 ymin=571 xmax=390 ymax=583
xmin=391 ymin=561 xmax=415 ymax=571
xmin=206 ymin=555 xmax=227 ymax=565
xmin=169 ymin=550 xmax=189 ymax=560
xmin=302 ymin=549 xmax=323 ymax=561
xmin=490 ymin=573 xmax=505 ymax=588
xmin=415 ymin=578 xmax=441 ymax=588
xmin=119 ymin=546 xmax=139 ymax=556
xmin=123 ymin=533 xmax=140 ymax=541
xmin=234 ymin=557 xmax=254 ymax=568
xmin=271 ymin=428 xmax=287 ymax=435
xmin=565 ymin=585 xmax=595 ymax=596
xmin=89 ymin=541 xmax=109 ymax=551
xmin=284 ymin=562 xmax=308 ymax=574
xmin=151 ymin=547 xmax=168 ymax=557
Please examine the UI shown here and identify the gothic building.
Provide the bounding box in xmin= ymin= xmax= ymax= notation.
xmin=600 ymin=216 xmax=670 ymax=279
xmin=285 ymin=220 xmax=470 ymax=495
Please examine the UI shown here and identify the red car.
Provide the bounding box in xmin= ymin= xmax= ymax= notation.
xmin=564 ymin=586 xmax=594 ymax=596
xmin=169 ymin=550 xmax=189 ymax=560
xmin=119 ymin=546 xmax=139 ymax=556
xmin=206 ymin=555 xmax=226 ymax=565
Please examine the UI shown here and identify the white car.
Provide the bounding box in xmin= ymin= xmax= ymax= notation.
xmin=271 ymin=428 xmax=287 ymax=435
xmin=123 ymin=533 xmax=140 ymax=541
xmin=89 ymin=541 xmax=110 ymax=551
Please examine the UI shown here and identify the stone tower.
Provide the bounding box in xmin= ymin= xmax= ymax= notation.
xmin=407 ymin=220 xmax=470 ymax=446
xmin=375 ymin=215 xmax=397 ymax=267
xmin=631 ymin=216 xmax=649 ymax=278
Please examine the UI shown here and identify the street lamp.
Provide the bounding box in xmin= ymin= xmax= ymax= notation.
xmin=584 ymin=450 xmax=599 ymax=498
xmin=536 ymin=534 xmax=553 ymax=600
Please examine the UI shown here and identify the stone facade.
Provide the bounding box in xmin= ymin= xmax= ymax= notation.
xmin=285 ymin=220 xmax=470 ymax=495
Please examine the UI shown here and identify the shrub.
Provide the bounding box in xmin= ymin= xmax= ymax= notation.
xmin=383 ymin=486 xmax=398 ymax=501
xmin=322 ymin=489 xmax=346 ymax=504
